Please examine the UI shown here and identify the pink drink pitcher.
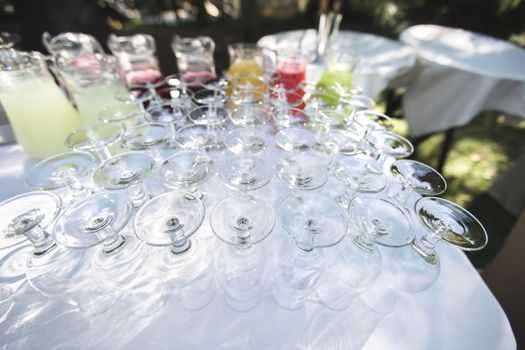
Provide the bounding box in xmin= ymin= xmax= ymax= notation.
xmin=171 ymin=35 xmax=216 ymax=86
xmin=108 ymin=33 xmax=163 ymax=86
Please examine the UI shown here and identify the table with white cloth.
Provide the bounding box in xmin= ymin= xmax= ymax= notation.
xmin=0 ymin=136 xmax=516 ymax=349
xmin=400 ymin=24 xmax=525 ymax=137
xmin=257 ymin=29 xmax=416 ymax=99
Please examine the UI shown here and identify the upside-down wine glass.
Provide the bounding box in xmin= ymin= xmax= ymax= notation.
xmin=65 ymin=123 xmax=121 ymax=162
xmin=25 ymin=151 xmax=96 ymax=204
xmin=389 ymin=159 xmax=447 ymax=209
xmin=364 ymin=130 xmax=414 ymax=170
xmin=353 ymin=110 xmax=394 ymax=133
xmin=273 ymin=192 xmax=347 ymax=309
xmin=276 ymin=151 xmax=329 ymax=191
xmin=158 ymin=150 xmax=214 ymax=199
xmin=210 ymin=155 xmax=275 ymax=311
xmin=94 ymin=151 xmax=155 ymax=207
xmin=146 ymin=101 xmax=188 ymax=142
xmin=315 ymin=195 xmax=414 ymax=310
xmin=332 ymin=155 xmax=387 ymax=208
xmin=175 ymin=124 xmax=221 ymax=151
xmin=391 ymin=197 xmax=487 ymax=293
xmin=135 ymin=191 xmax=214 ymax=310
xmin=163 ymin=74 xmax=196 ymax=110
xmin=224 ymin=104 xmax=268 ymax=154
xmin=121 ymin=122 xmax=171 ymax=165
xmin=114 ymin=86 xmax=155 ymax=114
xmin=98 ymin=104 xmax=143 ymax=135
xmin=52 ymin=191 xmax=168 ymax=316
xmin=0 ymin=192 xmax=87 ymax=310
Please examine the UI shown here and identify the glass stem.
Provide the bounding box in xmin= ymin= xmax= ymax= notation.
xmin=395 ymin=185 xmax=411 ymax=207
xmin=354 ymin=232 xmax=376 ymax=253
xmin=102 ymin=233 xmax=126 ymax=255
xmin=129 ymin=183 xmax=148 ymax=207
xmin=342 ymin=187 xmax=355 ymax=202
xmin=171 ymin=238 xmax=191 ymax=254
xmin=27 ymin=225 xmax=56 ymax=256
xmin=94 ymin=146 xmax=112 ymax=162
xmin=411 ymin=233 xmax=439 ymax=263
xmin=65 ymin=179 xmax=89 ymax=200
xmin=374 ymin=153 xmax=386 ymax=169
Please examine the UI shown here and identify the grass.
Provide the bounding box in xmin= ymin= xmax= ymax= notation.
xmin=383 ymin=99 xmax=525 ymax=268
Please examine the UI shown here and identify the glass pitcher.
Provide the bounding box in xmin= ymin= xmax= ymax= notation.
xmin=317 ymin=45 xmax=359 ymax=101
xmin=0 ymin=50 xmax=81 ymax=158
xmin=42 ymin=32 xmax=104 ymax=59
xmin=54 ymin=54 xmax=132 ymax=125
xmin=226 ymin=43 xmax=265 ymax=94
xmin=171 ymin=36 xmax=216 ymax=85
xmin=108 ymin=33 xmax=163 ymax=86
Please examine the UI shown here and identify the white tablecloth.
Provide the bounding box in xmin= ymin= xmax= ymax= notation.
xmin=0 ymin=140 xmax=516 ymax=350
xmin=400 ymin=24 xmax=525 ymax=137
xmin=257 ymin=29 xmax=416 ymax=99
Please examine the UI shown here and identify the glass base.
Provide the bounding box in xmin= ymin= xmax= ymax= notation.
xmin=210 ymin=195 xmax=275 ymax=248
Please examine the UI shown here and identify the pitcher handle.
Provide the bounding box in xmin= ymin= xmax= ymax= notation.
xmin=42 ymin=32 xmax=53 ymax=53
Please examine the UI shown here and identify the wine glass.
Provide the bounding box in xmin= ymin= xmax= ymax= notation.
xmin=273 ymin=192 xmax=347 ymax=309
xmin=389 ymin=159 xmax=447 ymax=209
xmin=164 ymin=74 xmax=196 ymax=109
xmin=65 ymin=123 xmax=121 ymax=162
xmin=134 ymin=191 xmax=214 ymax=310
xmin=332 ymin=155 xmax=387 ymax=208
xmin=175 ymin=124 xmax=222 ymax=151
xmin=0 ymin=192 xmax=86 ymax=306
xmin=229 ymin=104 xmax=269 ymax=128
xmin=365 ymin=130 xmax=414 ymax=169
xmin=353 ymin=110 xmax=394 ymax=132
xmin=121 ymin=122 xmax=171 ymax=165
xmin=158 ymin=85 xmax=195 ymax=111
xmin=316 ymin=195 xmax=413 ymax=310
xmin=25 ymin=151 xmax=96 ymax=204
xmin=224 ymin=128 xmax=266 ymax=154
xmin=187 ymin=104 xmax=229 ymax=128
xmin=210 ymin=155 xmax=275 ymax=311
xmin=98 ymin=104 xmax=143 ymax=134
xmin=224 ymin=104 xmax=269 ymax=154
xmin=270 ymin=107 xmax=310 ymax=130
xmin=129 ymin=80 xmax=165 ymax=108
xmin=93 ymin=151 xmax=155 ymax=207
xmin=317 ymin=127 xmax=364 ymax=157
xmin=229 ymin=90 xmax=265 ymax=108
xmin=193 ymin=88 xmax=227 ymax=107
xmin=114 ymin=88 xmax=155 ymax=113
xmin=52 ymin=191 xmax=168 ymax=316
xmin=0 ymin=191 xmax=61 ymax=254
xmin=310 ymin=104 xmax=349 ymax=131
xmin=275 ymin=127 xmax=317 ymax=152
xmin=158 ymin=150 xmax=214 ymax=198
xmin=145 ymin=102 xmax=189 ymax=148
xmin=276 ymin=151 xmax=329 ymax=191
xmin=268 ymin=85 xmax=304 ymax=110
xmin=391 ymin=197 xmax=487 ymax=293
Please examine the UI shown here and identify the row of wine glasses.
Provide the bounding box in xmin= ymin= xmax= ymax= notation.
xmin=0 ymin=75 xmax=488 ymax=323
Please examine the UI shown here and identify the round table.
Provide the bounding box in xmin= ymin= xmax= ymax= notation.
xmin=257 ymin=29 xmax=416 ymax=99
xmin=0 ymin=138 xmax=516 ymax=349
xmin=400 ymin=24 xmax=525 ymax=137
